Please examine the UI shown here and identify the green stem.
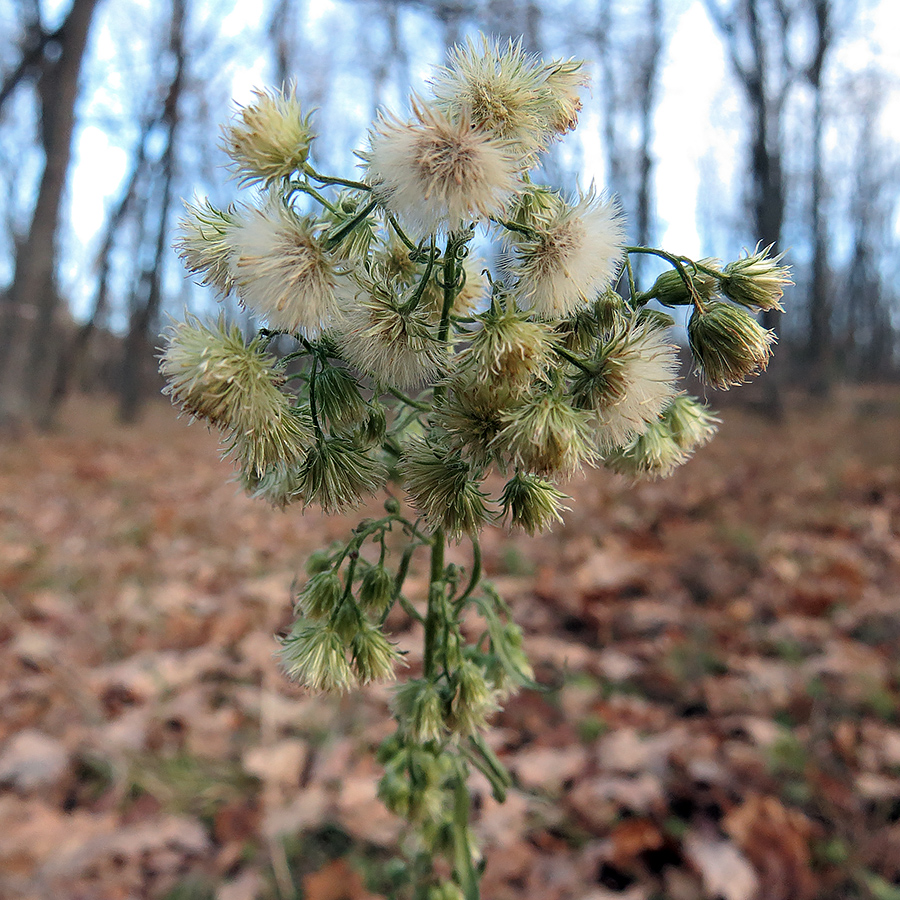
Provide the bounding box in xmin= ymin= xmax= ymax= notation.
xmin=291 ymin=182 xmax=337 ymax=213
xmin=386 ymin=212 xmax=417 ymax=250
xmin=453 ymin=536 xmax=481 ymax=613
xmin=387 ymin=385 xmax=432 ymax=413
xmin=553 ymin=344 xmax=595 ymax=375
xmin=305 ymin=167 xmax=372 ymax=192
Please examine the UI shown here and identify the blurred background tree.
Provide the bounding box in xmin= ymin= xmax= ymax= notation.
xmin=0 ymin=0 xmax=897 ymax=427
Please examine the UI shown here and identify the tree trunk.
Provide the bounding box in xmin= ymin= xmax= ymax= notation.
xmin=0 ymin=0 xmax=101 ymax=427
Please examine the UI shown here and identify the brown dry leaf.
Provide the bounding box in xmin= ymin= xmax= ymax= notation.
xmin=724 ymin=794 xmax=816 ymax=900
xmin=683 ymin=830 xmax=759 ymax=900
xmin=302 ymin=858 xmax=382 ymax=900
xmin=609 ymin=818 xmax=665 ymax=868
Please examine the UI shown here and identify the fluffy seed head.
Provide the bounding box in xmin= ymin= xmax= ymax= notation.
xmin=688 ymin=300 xmax=776 ymax=388
xmin=570 ymin=322 xmax=680 ymax=449
xmin=720 ymin=244 xmax=792 ymax=312
xmin=296 ymin=571 xmax=343 ymax=620
xmin=175 ymin=199 xmax=238 ymax=296
xmin=364 ymin=97 xmax=520 ymax=235
xmin=430 ymin=37 xmax=549 ymax=159
xmin=222 ymin=84 xmax=315 ymax=188
xmin=337 ymin=287 xmax=445 ymax=389
xmin=506 ymin=190 xmax=624 ymax=319
xmin=232 ymin=200 xmax=341 ymax=336
xmin=159 ymin=315 xmax=312 ymax=474
xmin=541 ymin=58 xmax=589 ymax=135
xmin=605 ymin=418 xmax=688 ymax=480
xmin=493 ymin=390 xmax=596 ymax=478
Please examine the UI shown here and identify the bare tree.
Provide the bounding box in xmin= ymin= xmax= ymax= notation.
xmin=0 ymin=0 xmax=102 ymax=427
xmin=118 ymin=0 xmax=187 ymax=423
xmin=704 ymin=0 xmax=800 ymax=412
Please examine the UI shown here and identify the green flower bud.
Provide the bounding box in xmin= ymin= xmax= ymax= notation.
xmin=646 ymin=259 xmax=720 ymax=306
xmin=400 ymin=439 xmax=490 ymax=539
xmin=352 ymin=623 xmax=401 ymax=684
xmin=393 ymin=679 xmax=446 ymax=744
xmin=720 ymin=244 xmax=791 ymax=312
xmin=384 ymin=496 xmax=401 ymax=515
xmin=498 ymin=472 xmax=568 ymax=535
xmin=297 ymin=571 xmax=343 ymax=619
xmin=688 ymin=300 xmax=775 ymax=389
xmin=359 ymin=564 xmax=394 ymax=614
xmin=593 ymin=287 xmax=629 ymax=332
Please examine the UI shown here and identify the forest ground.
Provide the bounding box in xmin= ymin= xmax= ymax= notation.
xmin=1 ymin=387 xmax=899 ymax=900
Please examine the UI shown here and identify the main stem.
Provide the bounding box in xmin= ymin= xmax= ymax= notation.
xmin=423 ymin=235 xmax=459 ymax=681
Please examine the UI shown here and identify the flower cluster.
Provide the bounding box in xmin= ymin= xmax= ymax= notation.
xmin=161 ymin=38 xmax=788 ymax=899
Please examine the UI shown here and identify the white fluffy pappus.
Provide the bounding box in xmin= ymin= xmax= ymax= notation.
xmin=232 ymin=199 xmax=341 ymax=336
xmin=591 ymin=324 xmax=681 ymax=449
xmin=336 ymin=288 xmax=445 ymax=390
xmin=506 ymin=191 xmax=624 ymax=319
xmin=364 ymin=97 xmax=520 ymax=236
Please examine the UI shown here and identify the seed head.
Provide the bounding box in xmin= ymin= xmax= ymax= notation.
xmin=352 ymin=624 xmax=402 ymax=684
xmin=159 ymin=315 xmax=312 ymax=475
xmin=456 ymin=299 xmax=555 ymax=397
xmin=280 ymin=620 xmax=355 ymax=693
xmin=605 ymin=418 xmax=688 ymax=480
xmin=232 ymin=199 xmax=341 ymax=337
xmin=430 ymin=36 xmax=549 ymax=159
xmin=364 ymin=97 xmax=520 ymax=235
xmin=222 ymin=84 xmax=315 ymax=188
xmin=505 ymin=190 xmax=624 ymax=319
xmin=570 ymin=321 xmax=679 ymax=449
xmin=297 ymin=436 xmax=386 ymax=513
xmin=662 ymin=395 xmax=719 ymax=452
xmin=337 ymin=286 xmax=445 ymax=389
xmin=175 ymin=199 xmax=238 ymax=297
xmin=493 ymin=390 xmax=596 ymax=478
xmin=400 ymin=439 xmax=490 ymax=539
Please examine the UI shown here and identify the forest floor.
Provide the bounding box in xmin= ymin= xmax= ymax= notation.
xmin=1 ymin=387 xmax=900 ymax=900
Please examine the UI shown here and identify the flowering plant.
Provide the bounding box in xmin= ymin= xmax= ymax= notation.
xmin=161 ymin=37 xmax=790 ymax=900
